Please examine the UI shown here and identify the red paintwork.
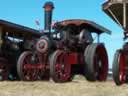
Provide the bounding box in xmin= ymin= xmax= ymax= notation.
xmin=68 ymin=53 xmax=79 ymax=65
xmin=23 ymin=64 xmax=45 ymax=69
xmin=68 ymin=52 xmax=84 ymax=65
xmin=21 ymin=52 xmax=40 ymax=80
xmin=52 ymin=50 xmax=71 ymax=82
xmin=57 ymin=19 xmax=89 ymax=26
xmin=52 ymin=19 xmax=111 ymax=34
xmin=96 ymin=44 xmax=108 ymax=81
xmin=119 ymin=51 xmax=126 ymax=83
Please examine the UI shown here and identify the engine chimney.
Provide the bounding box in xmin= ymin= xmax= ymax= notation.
xmin=43 ymin=1 xmax=54 ymax=33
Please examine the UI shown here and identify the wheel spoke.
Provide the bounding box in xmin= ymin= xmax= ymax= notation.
xmin=50 ymin=50 xmax=71 ymax=82
xmin=17 ymin=51 xmax=47 ymax=81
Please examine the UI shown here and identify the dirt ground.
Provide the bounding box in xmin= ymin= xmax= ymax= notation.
xmin=0 ymin=76 xmax=127 ymax=96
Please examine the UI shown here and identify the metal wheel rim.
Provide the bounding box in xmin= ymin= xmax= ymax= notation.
xmin=17 ymin=51 xmax=39 ymax=81
xmin=95 ymin=45 xmax=108 ymax=81
xmin=84 ymin=44 xmax=108 ymax=81
xmin=112 ymin=50 xmax=126 ymax=85
xmin=50 ymin=50 xmax=70 ymax=82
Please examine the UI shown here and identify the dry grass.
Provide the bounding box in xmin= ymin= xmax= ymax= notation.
xmin=0 ymin=75 xmax=127 ymax=96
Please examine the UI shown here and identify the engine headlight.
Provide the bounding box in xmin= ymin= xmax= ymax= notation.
xmin=56 ymin=33 xmax=61 ymax=39
xmin=53 ymin=34 xmax=57 ymax=38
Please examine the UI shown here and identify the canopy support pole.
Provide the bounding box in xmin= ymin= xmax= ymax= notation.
xmin=123 ymin=2 xmax=127 ymax=29
xmin=97 ymin=34 xmax=100 ymax=43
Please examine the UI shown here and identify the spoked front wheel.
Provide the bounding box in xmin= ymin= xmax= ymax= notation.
xmin=50 ymin=50 xmax=71 ymax=82
xmin=17 ymin=51 xmax=44 ymax=81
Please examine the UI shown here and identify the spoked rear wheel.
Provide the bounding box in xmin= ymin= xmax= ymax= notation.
xmin=84 ymin=44 xmax=108 ymax=81
xmin=113 ymin=50 xmax=126 ymax=85
xmin=50 ymin=50 xmax=71 ymax=82
xmin=0 ymin=57 xmax=9 ymax=80
xmin=17 ymin=51 xmax=44 ymax=81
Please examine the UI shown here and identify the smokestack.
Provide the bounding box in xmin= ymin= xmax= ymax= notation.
xmin=43 ymin=1 xmax=54 ymax=33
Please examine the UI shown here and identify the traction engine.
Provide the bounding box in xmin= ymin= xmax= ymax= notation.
xmin=17 ymin=1 xmax=111 ymax=82
xmin=103 ymin=0 xmax=128 ymax=85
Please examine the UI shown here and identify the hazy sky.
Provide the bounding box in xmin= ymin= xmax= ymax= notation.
xmin=0 ymin=0 xmax=124 ymax=68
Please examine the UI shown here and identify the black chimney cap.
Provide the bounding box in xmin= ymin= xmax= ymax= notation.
xmin=43 ymin=1 xmax=54 ymax=9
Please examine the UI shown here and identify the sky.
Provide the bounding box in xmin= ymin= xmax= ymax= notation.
xmin=0 ymin=0 xmax=124 ymax=68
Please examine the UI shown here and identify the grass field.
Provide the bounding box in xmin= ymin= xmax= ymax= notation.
xmin=0 ymin=75 xmax=127 ymax=96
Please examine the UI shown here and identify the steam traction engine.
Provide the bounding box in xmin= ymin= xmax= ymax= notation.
xmin=0 ymin=19 xmax=41 ymax=80
xmin=17 ymin=2 xmax=111 ymax=82
xmin=103 ymin=0 xmax=128 ymax=85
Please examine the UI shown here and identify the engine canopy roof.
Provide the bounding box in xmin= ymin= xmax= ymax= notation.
xmin=53 ymin=19 xmax=111 ymax=35
xmin=103 ymin=0 xmax=128 ymax=30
